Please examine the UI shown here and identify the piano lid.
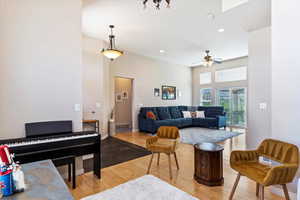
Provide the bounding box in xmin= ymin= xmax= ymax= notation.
xmin=25 ymin=121 xmax=73 ymax=138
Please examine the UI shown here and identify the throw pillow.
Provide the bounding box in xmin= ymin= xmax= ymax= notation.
xmin=182 ymin=111 xmax=192 ymax=118
xmin=196 ymin=111 xmax=205 ymax=118
xmin=146 ymin=111 xmax=157 ymax=120
xmin=191 ymin=112 xmax=197 ymax=118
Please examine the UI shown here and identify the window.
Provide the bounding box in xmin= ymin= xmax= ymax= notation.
xmin=200 ymin=88 xmax=213 ymax=106
xmin=199 ymin=72 xmax=212 ymax=85
xmin=215 ymin=66 xmax=247 ymax=83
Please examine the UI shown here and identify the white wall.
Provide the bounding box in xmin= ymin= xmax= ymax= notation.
xmin=110 ymin=52 xmax=192 ymax=130
xmin=247 ymin=27 xmax=271 ymax=149
xmin=0 ymin=0 xmax=83 ymax=139
xmin=272 ymin=0 xmax=300 ymax=193
xmin=192 ymin=57 xmax=248 ymax=106
xmin=82 ymin=36 xmax=110 ymax=138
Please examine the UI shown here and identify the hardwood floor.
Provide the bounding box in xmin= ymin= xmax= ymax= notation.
xmin=70 ymin=131 xmax=284 ymax=200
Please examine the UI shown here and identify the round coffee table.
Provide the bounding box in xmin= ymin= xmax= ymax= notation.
xmin=194 ymin=142 xmax=224 ymax=186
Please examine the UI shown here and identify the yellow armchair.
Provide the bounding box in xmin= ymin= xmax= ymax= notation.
xmin=146 ymin=126 xmax=180 ymax=179
xmin=229 ymin=139 xmax=299 ymax=200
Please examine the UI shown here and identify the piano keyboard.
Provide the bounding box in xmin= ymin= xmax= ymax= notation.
xmin=4 ymin=133 xmax=99 ymax=148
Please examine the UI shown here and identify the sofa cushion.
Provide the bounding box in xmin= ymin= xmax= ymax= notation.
xmin=179 ymin=118 xmax=193 ymax=127
xmin=168 ymin=106 xmax=182 ymax=119
xmin=206 ymin=110 xmax=224 ymax=118
xmin=187 ymin=106 xmax=198 ymax=112
xmin=198 ymin=106 xmax=224 ymax=118
xmin=157 ymin=107 xmax=172 ymax=120
xmin=154 ymin=119 xmax=178 ymax=127
xmin=192 ymin=117 xmax=217 ymax=127
xmin=178 ymin=106 xmax=188 ymax=112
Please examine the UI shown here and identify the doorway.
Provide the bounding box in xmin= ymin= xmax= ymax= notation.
xmin=114 ymin=77 xmax=133 ymax=133
xmin=216 ymin=87 xmax=247 ymax=128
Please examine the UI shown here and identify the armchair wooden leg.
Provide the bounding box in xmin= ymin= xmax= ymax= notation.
xmin=229 ymin=173 xmax=241 ymax=200
xmin=256 ymin=183 xmax=259 ymax=197
xmin=174 ymin=152 xmax=179 ymax=170
xmin=157 ymin=153 xmax=160 ymax=166
xmin=282 ymin=184 xmax=290 ymax=200
xmin=259 ymin=185 xmax=264 ymax=200
xmin=147 ymin=153 xmax=154 ymax=174
xmin=167 ymin=153 xmax=173 ymax=179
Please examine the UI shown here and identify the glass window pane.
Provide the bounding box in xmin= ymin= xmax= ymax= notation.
xmin=200 ymin=88 xmax=213 ymax=106
xmin=215 ymin=66 xmax=247 ymax=82
xmin=199 ymin=72 xmax=212 ymax=85
xmin=216 ymin=88 xmax=247 ymax=127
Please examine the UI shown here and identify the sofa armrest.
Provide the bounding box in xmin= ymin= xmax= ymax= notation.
xmin=138 ymin=114 xmax=156 ymax=133
xmin=216 ymin=115 xmax=227 ymax=127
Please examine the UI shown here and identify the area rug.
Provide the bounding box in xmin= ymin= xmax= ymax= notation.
xmin=83 ymin=137 xmax=151 ymax=172
xmin=81 ymin=175 xmax=199 ymax=200
xmin=180 ymin=127 xmax=243 ymax=145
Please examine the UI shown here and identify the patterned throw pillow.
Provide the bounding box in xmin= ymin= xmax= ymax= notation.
xmin=182 ymin=111 xmax=192 ymax=118
xmin=146 ymin=111 xmax=157 ymax=120
xmin=191 ymin=112 xmax=197 ymax=118
xmin=196 ymin=111 xmax=205 ymax=118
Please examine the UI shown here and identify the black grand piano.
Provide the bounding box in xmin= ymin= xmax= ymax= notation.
xmin=0 ymin=120 xmax=101 ymax=178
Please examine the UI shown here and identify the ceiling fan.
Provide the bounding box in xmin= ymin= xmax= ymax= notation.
xmin=201 ymin=50 xmax=223 ymax=67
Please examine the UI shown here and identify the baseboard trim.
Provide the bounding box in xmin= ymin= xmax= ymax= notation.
xmin=101 ymin=134 xmax=109 ymax=140
xmin=132 ymin=128 xmax=139 ymax=132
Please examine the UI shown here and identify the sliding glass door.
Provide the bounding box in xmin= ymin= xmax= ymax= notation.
xmin=217 ymin=88 xmax=246 ymax=127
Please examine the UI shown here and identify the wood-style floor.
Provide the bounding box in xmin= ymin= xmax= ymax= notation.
xmin=70 ymin=131 xmax=284 ymax=200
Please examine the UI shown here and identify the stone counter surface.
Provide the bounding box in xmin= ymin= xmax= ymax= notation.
xmin=3 ymin=160 xmax=74 ymax=200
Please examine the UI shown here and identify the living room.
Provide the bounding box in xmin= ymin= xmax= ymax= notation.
xmin=1 ymin=0 xmax=300 ymax=200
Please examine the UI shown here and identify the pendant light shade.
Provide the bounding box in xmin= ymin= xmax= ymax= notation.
xmin=102 ymin=49 xmax=123 ymax=60
xmin=101 ymin=25 xmax=123 ymax=60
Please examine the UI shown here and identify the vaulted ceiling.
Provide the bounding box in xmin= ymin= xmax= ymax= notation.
xmin=82 ymin=0 xmax=270 ymax=66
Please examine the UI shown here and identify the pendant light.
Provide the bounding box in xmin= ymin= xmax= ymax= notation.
xmin=101 ymin=25 xmax=123 ymax=61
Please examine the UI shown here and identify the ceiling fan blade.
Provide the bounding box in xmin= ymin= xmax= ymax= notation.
xmin=213 ymin=58 xmax=223 ymax=64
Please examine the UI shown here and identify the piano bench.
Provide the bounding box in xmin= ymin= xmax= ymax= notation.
xmin=52 ymin=155 xmax=76 ymax=189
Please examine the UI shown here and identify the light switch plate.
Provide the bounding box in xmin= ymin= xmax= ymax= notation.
xmin=74 ymin=104 xmax=81 ymax=112
xmin=259 ymin=102 xmax=267 ymax=110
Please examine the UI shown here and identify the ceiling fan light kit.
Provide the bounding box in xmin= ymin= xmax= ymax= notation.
xmin=203 ymin=50 xmax=214 ymax=67
xmin=101 ymin=25 xmax=123 ymax=61
xmin=202 ymin=50 xmax=223 ymax=67
xmin=143 ymin=0 xmax=171 ymax=9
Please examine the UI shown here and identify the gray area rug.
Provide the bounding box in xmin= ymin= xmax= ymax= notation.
xmin=81 ymin=175 xmax=198 ymax=200
xmin=180 ymin=127 xmax=243 ymax=145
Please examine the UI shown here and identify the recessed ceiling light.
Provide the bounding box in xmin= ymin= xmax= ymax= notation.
xmin=218 ymin=28 xmax=225 ymax=33
xmin=159 ymin=50 xmax=165 ymax=53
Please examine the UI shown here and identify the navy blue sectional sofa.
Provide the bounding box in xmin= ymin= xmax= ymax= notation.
xmin=138 ymin=106 xmax=226 ymax=134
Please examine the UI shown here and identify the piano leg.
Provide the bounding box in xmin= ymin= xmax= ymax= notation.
xmin=93 ymin=142 xmax=101 ymax=179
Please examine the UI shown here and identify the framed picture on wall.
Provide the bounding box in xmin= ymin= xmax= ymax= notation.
xmin=162 ymin=85 xmax=176 ymax=100
xmin=122 ymin=91 xmax=129 ymax=99
xmin=154 ymin=88 xmax=160 ymax=97
xmin=116 ymin=93 xmax=123 ymax=103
